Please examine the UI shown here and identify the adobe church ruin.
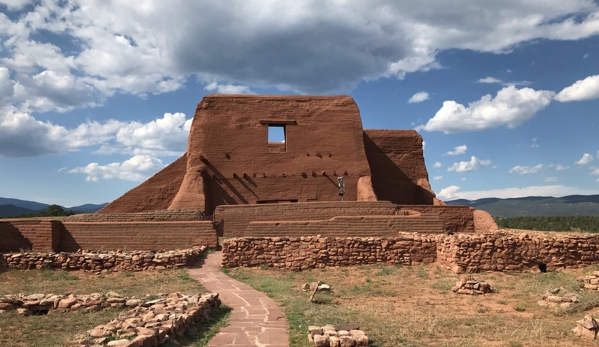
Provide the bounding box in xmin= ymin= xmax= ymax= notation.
xmin=100 ymin=95 xmax=444 ymax=214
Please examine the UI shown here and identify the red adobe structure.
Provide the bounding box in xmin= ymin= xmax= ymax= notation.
xmin=99 ymin=95 xmax=496 ymax=238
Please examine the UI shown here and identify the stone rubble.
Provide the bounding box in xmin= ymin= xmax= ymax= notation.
xmin=0 ymin=246 xmax=205 ymax=273
xmin=72 ymin=293 xmax=221 ymax=347
xmin=1 ymin=292 xmax=175 ymax=316
xmin=576 ymin=271 xmax=599 ymax=291
xmin=308 ymin=324 xmax=369 ymax=347
xmin=572 ymin=315 xmax=599 ymax=340
xmin=537 ymin=287 xmax=580 ymax=309
xmin=451 ymin=275 xmax=492 ymax=295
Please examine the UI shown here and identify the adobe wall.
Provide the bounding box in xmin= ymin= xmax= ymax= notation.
xmin=243 ymin=215 xmax=445 ymax=238
xmin=170 ymin=95 xmax=375 ymax=214
xmin=222 ymin=235 xmax=439 ymax=270
xmin=60 ymin=221 xmax=217 ymax=251
xmin=98 ymin=154 xmax=188 ymax=214
xmin=399 ymin=205 xmax=476 ymax=234
xmin=65 ymin=209 xmax=208 ymax=222
xmin=0 ymin=219 xmax=61 ymax=252
xmin=363 ymin=130 xmax=437 ymax=205
xmin=0 ymin=218 xmax=218 ymax=252
xmin=214 ymin=201 xmax=398 ymax=237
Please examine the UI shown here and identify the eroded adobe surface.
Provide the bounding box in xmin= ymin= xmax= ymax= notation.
xmin=101 ymin=95 xmax=440 ymax=215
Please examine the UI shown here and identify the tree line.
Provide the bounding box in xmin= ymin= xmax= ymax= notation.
xmin=1 ymin=205 xmax=74 ymax=219
xmin=495 ymin=216 xmax=599 ymax=232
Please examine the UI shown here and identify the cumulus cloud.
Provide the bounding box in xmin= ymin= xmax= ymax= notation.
xmin=577 ymin=153 xmax=594 ymax=165
xmin=205 ymin=82 xmax=254 ymax=94
xmin=555 ymin=75 xmax=599 ymax=102
xmin=530 ymin=138 xmax=539 ymax=148
xmin=408 ymin=91 xmax=429 ymax=103
xmin=509 ymin=164 xmax=543 ymax=174
xmin=553 ymin=164 xmax=570 ymax=171
xmin=433 ymin=176 xmax=442 ymax=181
xmin=445 ymin=145 xmax=467 ymax=156
xmin=437 ymin=185 xmax=599 ymax=200
xmin=477 ymin=77 xmax=502 ymax=84
xmin=447 ymin=156 xmax=492 ymax=172
xmin=69 ymin=155 xmax=164 ymax=182
xmin=417 ymin=86 xmax=555 ymax=133
xmin=0 ymin=109 xmax=191 ymax=158
xmin=0 ymin=0 xmax=595 ymax=114
xmin=433 ymin=161 xmax=442 ymax=168
xmin=591 ymin=168 xmax=599 ymax=175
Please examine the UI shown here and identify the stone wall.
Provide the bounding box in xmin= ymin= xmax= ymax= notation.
xmin=400 ymin=205 xmax=475 ymax=234
xmin=437 ymin=231 xmax=599 ymax=273
xmin=0 ymin=247 xmax=205 ymax=271
xmin=65 ymin=209 xmax=209 ymax=222
xmin=214 ymin=201 xmax=398 ymax=237
xmin=222 ymin=231 xmax=599 ymax=272
xmin=222 ymin=234 xmax=439 ymax=270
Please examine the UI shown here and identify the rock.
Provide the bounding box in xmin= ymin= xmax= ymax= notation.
xmin=577 ymin=315 xmax=598 ymax=330
xmin=58 ymin=298 xmax=77 ymax=309
xmin=126 ymin=299 xmax=143 ymax=307
xmin=107 ymin=298 xmax=126 ymax=304
xmin=573 ymin=325 xmax=597 ymax=340
xmin=329 ymin=336 xmax=341 ymax=347
xmin=27 ymin=293 xmax=46 ymax=300
xmin=313 ymin=334 xmax=329 ymax=347
xmin=16 ymin=308 xmax=29 ymax=315
xmin=106 ymin=339 xmax=132 ymax=346
xmin=339 ymin=336 xmax=356 ymax=347
xmin=0 ymin=302 xmax=14 ymax=310
xmin=335 ymin=325 xmax=359 ymax=331
xmin=106 ymin=291 xmax=122 ymax=298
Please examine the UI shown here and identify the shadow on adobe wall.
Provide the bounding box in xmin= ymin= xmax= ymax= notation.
xmin=363 ymin=133 xmax=435 ymax=205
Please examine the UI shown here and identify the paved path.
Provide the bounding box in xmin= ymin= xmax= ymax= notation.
xmin=188 ymin=252 xmax=289 ymax=347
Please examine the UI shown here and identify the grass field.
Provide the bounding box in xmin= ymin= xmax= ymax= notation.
xmin=0 ymin=269 xmax=228 ymax=347
xmin=227 ymin=263 xmax=599 ymax=347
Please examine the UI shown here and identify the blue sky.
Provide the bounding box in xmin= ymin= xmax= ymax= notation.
xmin=0 ymin=0 xmax=598 ymax=206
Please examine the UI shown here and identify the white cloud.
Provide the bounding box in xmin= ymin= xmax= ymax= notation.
xmin=576 ymin=153 xmax=594 ymax=165
xmin=437 ymin=185 xmax=599 ymax=200
xmin=0 ymin=0 xmax=595 ymax=115
xmin=0 ymin=109 xmax=191 ymax=158
xmin=554 ymin=164 xmax=570 ymax=171
xmin=509 ymin=164 xmax=543 ymax=174
xmin=417 ymin=86 xmax=555 ymax=133
xmin=408 ymin=91 xmax=429 ymax=103
xmin=555 ymin=75 xmax=599 ymax=102
xmin=445 ymin=145 xmax=467 ymax=156
xmin=591 ymin=168 xmax=599 ymax=175
xmin=205 ymin=82 xmax=254 ymax=94
xmin=69 ymin=155 xmax=164 ymax=182
xmin=433 ymin=161 xmax=442 ymax=168
xmin=530 ymin=138 xmax=539 ymax=148
xmin=461 ymin=177 xmax=467 ymax=181
xmin=544 ymin=176 xmax=558 ymax=182
xmin=583 ymin=53 xmax=590 ymax=59
xmin=433 ymin=176 xmax=442 ymax=181
xmin=447 ymin=156 xmax=492 ymax=173
xmin=477 ymin=77 xmax=502 ymax=84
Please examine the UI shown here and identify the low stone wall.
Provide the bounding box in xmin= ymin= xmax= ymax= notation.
xmin=0 ymin=246 xmax=206 ymax=272
xmin=222 ymin=234 xmax=439 ymax=270
xmin=222 ymin=231 xmax=599 ymax=272
xmin=64 ymin=209 xmax=209 ymax=222
xmin=73 ymin=293 xmax=221 ymax=347
xmin=438 ymin=231 xmax=599 ymax=273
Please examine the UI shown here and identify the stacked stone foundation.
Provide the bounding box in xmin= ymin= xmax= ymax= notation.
xmin=223 ymin=231 xmax=599 ymax=272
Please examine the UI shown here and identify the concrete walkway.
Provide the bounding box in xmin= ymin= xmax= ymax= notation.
xmin=188 ymin=252 xmax=289 ymax=347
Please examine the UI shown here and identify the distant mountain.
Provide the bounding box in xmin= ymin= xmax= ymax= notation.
xmin=0 ymin=197 xmax=108 ymax=217
xmin=446 ymin=194 xmax=599 ymax=217
xmin=0 ymin=204 xmax=37 ymax=218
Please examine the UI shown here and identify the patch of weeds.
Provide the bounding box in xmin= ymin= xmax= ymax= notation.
xmin=415 ymin=267 xmax=429 ymax=279
xmin=374 ymin=265 xmax=396 ymax=277
xmin=221 ymin=268 xmax=229 ymax=275
xmin=475 ymin=305 xmax=490 ymax=314
xmin=259 ymin=263 xmax=269 ymax=270
xmin=311 ymin=293 xmax=333 ymax=305
xmin=498 ymin=300 xmax=507 ymax=305
xmin=508 ymin=341 xmax=523 ymax=347
xmin=431 ymin=279 xmax=454 ymax=293
xmin=513 ymin=304 xmax=527 ymax=312
xmin=286 ymin=273 xmax=295 ymax=281
xmin=41 ymin=269 xmax=79 ymax=281
xmin=177 ymin=272 xmax=194 ymax=282
xmin=365 ymin=277 xmax=372 ymax=283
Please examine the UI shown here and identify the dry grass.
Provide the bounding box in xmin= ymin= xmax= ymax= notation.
xmin=0 ymin=268 xmax=217 ymax=347
xmin=228 ymin=263 xmax=599 ymax=347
